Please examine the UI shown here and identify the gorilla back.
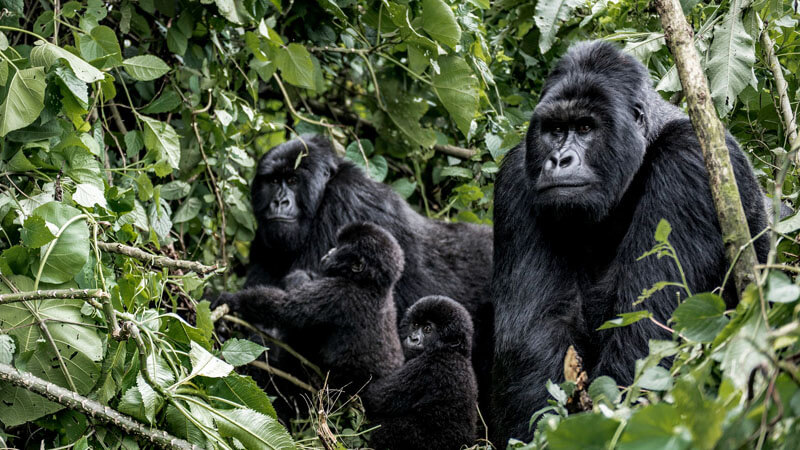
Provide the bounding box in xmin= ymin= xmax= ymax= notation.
xmin=490 ymin=41 xmax=768 ymax=444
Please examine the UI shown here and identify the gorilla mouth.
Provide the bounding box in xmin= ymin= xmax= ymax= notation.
xmin=266 ymin=216 xmax=298 ymax=222
xmin=535 ymin=181 xmax=591 ymax=193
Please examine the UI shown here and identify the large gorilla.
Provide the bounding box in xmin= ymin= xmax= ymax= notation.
xmin=219 ymin=223 xmax=404 ymax=390
xmin=363 ymin=296 xmax=477 ymax=450
xmin=239 ymin=135 xmax=493 ymax=409
xmin=490 ymin=41 xmax=768 ymax=443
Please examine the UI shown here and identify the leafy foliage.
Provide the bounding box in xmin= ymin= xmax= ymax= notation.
xmin=0 ymin=0 xmax=798 ymax=448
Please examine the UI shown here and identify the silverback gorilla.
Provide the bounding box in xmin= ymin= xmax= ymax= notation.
xmin=239 ymin=135 xmax=493 ymax=410
xmin=490 ymin=41 xmax=768 ymax=443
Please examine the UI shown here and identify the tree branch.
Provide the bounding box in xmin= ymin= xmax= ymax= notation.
xmin=97 ymin=242 xmax=218 ymax=274
xmin=0 ymin=288 xmax=110 ymax=305
xmin=0 ymin=363 xmax=198 ymax=450
xmin=654 ymin=0 xmax=760 ymax=295
xmin=759 ymin=29 xmax=799 ymax=158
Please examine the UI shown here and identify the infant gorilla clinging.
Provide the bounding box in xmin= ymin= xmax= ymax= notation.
xmin=217 ymin=222 xmax=404 ymax=390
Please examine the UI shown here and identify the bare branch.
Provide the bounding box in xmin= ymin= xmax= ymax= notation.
xmin=97 ymin=242 xmax=218 ymax=274
xmin=0 ymin=288 xmax=110 ymax=305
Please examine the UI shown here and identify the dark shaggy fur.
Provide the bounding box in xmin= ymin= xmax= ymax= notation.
xmin=490 ymin=41 xmax=769 ymax=444
xmin=218 ymin=223 xmax=404 ymax=390
xmin=242 ymin=135 xmax=494 ymax=410
xmin=363 ymin=296 xmax=478 ymax=450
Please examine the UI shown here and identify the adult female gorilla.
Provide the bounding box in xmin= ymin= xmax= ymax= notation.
xmin=490 ymin=41 xmax=768 ymax=444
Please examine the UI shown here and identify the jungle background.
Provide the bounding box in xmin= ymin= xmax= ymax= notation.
xmin=0 ymin=0 xmax=799 ymax=448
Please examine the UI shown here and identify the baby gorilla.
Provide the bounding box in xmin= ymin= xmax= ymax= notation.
xmin=218 ymin=222 xmax=404 ymax=390
xmin=363 ymin=296 xmax=478 ymax=450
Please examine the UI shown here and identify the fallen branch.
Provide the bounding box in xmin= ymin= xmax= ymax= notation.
xmin=0 ymin=288 xmax=110 ymax=305
xmin=654 ymin=0 xmax=760 ymax=295
xmin=97 ymin=242 xmax=218 ymax=274
xmin=0 ymin=363 xmax=198 ymax=450
xmin=434 ymin=144 xmax=477 ymax=159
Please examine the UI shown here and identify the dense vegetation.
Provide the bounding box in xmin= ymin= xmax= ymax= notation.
xmin=0 ymin=0 xmax=798 ymax=448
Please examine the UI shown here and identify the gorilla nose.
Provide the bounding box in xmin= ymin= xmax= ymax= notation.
xmin=544 ymin=149 xmax=580 ymax=174
xmin=271 ymin=197 xmax=291 ymax=210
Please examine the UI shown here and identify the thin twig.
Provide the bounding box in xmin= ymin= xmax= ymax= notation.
xmin=0 ymin=288 xmax=110 ymax=305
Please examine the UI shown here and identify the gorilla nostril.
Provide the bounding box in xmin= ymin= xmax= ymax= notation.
xmin=559 ymin=155 xmax=573 ymax=168
xmin=544 ymin=157 xmax=557 ymax=171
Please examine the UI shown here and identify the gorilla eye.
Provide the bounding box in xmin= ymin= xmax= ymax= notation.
xmin=422 ymin=324 xmax=433 ymax=334
xmin=577 ymin=123 xmax=593 ymax=134
xmin=553 ymin=125 xmax=564 ymax=133
xmin=351 ymin=258 xmax=365 ymax=273
xmin=286 ymin=175 xmax=298 ymax=185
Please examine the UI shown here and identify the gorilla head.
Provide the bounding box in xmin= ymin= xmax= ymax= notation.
xmin=252 ymin=135 xmax=337 ymax=252
xmin=525 ymin=41 xmax=651 ymax=221
xmin=321 ymin=222 xmax=405 ymax=288
xmin=400 ymin=295 xmax=473 ymax=359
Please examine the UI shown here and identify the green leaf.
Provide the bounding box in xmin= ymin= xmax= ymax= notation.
xmin=122 ymin=55 xmax=171 ymax=81
xmin=29 ymin=41 xmax=104 ymax=83
xmin=160 ymin=180 xmax=191 ymax=200
xmin=0 ymin=67 xmax=46 ymax=137
xmin=167 ymin=25 xmax=189 ymax=56
xmin=140 ymin=90 xmax=182 ymax=114
xmin=654 ymin=219 xmax=672 ymax=242
xmin=141 ymin=117 xmax=181 ymax=170
xmin=432 ymin=56 xmax=479 ymax=137
xmin=386 ymin=92 xmax=437 ymax=148
xmin=707 ymin=0 xmax=756 ymax=116
xmin=534 ymin=0 xmax=586 ymax=54
xmin=672 ymin=293 xmax=728 ymax=342
xmin=0 ymin=334 xmax=15 ymax=364
xmin=21 ymin=215 xmax=56 ymax=249
xmin=32 ymin=202 xmax=90 ymax=284
xmin=547 ymin=413 xmax=620 ymax=450
xmin=55 ymin=66 xmax=89 ymax=109
xmin=422 ymin=0 xmax=461 ymax=49
xmin=173 ymin=197 xmax=202 ymax=223
xmin=766 ymin=271 xmax=800 ymax=303
xmin=317 ymin=0 xmax=347 ymax=20
xmin=125 ymin=130 xmax=144 ymax=156
xmin=214 ymin=0 xmax=252 ymax=24
xmin=637 ymin=366 xmax=672 ymax=391
xmin=441 ymin=166 xmax=473 ymax=179
xmin=189 ymin=341 xmax=233 ymax=378
xmin=215 ymin=408 xmax=296 ymax=450
xmin=598 ymin=310 xmax=652 ymax=330
xmin=209 ymin=375 xmax=278 ymax=418
xmin=390 ymin=178 xmax=417 ymax=199
xmin=588 ymin=376 xmax=620 ymax=406
xmin=275 ymin=43 xmax=315 ymax=89
xmin=619 ymin=404 xmax=692 ymax=450
xmin=222 ymin=338 xmax=268 ymax=366
xmin=73 ymin=183 xmax=108 ymax=209
xmin=89 ymin=25 xmax=124 ymax=68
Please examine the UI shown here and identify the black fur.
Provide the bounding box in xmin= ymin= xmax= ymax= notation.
xmin=243 ymin=135 xmax=494 ymax=410
xmin=363 ymin=296 xmax=478 ymax=450
xmin=219 ymin=223 xmax=404 ymax=390
xmin=490 ymin=41 xmax=769 ymax=444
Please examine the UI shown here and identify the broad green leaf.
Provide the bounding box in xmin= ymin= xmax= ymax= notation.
xmin=214 ymin=0 xmax=251 ymax=24
xmin=166 ymin=404 xmax=208 ymax=446
xmin=122 ymin=55 xmax=171 ymax=81
xmin=598 ymin=310 xmax=652 ymax=329
xmin=776 ymin=211 xmax=800 ymax=234
xmin=317 ymin=0 xmax=347 ymax=20
xmin=0 ymin=275 xmax=103 ymax=426
xmin=160 ymin=180 xmax=191 ymax=200
xmin=441 ymin=166 xmax=473 ymax=178
xmin=32 ymin=202 xmax=90 ymax=284
xmin=0 ymin=334 xmax=14 ymax=364
xmin=422 ymin=0 xmax=461 ymax=49
xmin=386 ymin=92 xmax=437 ymax=148
xmin=534 ymin=0 xmax=586 ymax=54
xmin=141 ymin=117 xmax=181 ymax=170
xmin=546 ymin=379 xmax=567 ymax=404
xmin=654 ymin=219 xmax=672 ymax=242
xmin=173 ymin=197 xmax=202 ymax=223
xmin=55 ymin=66 xmax=89 ymax=109
xmin=189 ymin=341 xmax=233 ymax=378
xmin=432 ymin=56 xmax=479 ymax=137
xmin=215 ymin=408 xmax=296 ymax=450
xmin=29 ymin=41 xmax=104 ymax=83
xmin=275 ymin=43 xmax=315 ymax=89
xmin=167 ymin=25 xmax=189 ymax=56
xmin=672 ymin=293 xmax=728 ymax=342
xmin=547 ymin=413 xmax=620 ymax=450
xmin=766 ymin=271 xmax=800 ymax=303
xmin=637 ymin=366 xmax=672 ymax=391
xmin=0 ymin=67 xmax=46 ymax=137
xmin=390 ymin=178 xmax=417 ymax=199
xmin=21 ymin=215 xmax=56 ymax=249
xmin=619 ymin=404 xmax=692 ymax=450
xmin=707 ymin=0 xmax=756 ymax=116
xmin=208 ymin=375 xmax=278 ymax=418
xmin=140 ymin=90 xmax=182 ymax=114
xmin=221 ymin=338 xmax=268 ymax=366
xmin=588 ymin=376 xmax=620 ymax=405
xmin=89 ymin=25 xmax=124 ymax=68
xmin=73 ymin=183 xmax=108 ymax=209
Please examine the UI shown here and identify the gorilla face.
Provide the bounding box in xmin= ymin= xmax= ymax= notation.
xmin=525 ymin=54 xmax=649 ymax=222
xmin=320 ymin=222 xmax=405 ymax=287
xmin=252 ymin=137 xmax=337 ymax=252
xmin=400 ymin=296 xmax=473 ymax=359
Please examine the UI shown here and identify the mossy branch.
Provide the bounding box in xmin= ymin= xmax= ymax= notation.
xmin=654 ymin=0 xmax=760 ymax=296
xmin=0 ymin=363 xmax=198 ymax=450
xmin=97 ymin=242 xmax=218 ymax=274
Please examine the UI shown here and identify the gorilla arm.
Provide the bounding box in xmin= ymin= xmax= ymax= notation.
xmin=362 ymin=358 xmax=429 ymax=415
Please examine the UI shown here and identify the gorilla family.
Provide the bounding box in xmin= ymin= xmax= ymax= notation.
xmin=490 ymin=40 xmax=769 ymax=443
xmin=240 ymin=134 xmax=494 ymax=409
xmin=218 ymin=222 xmax=404 ymax=390
xmin=363 ymin=296 xmax=478 ymax=450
